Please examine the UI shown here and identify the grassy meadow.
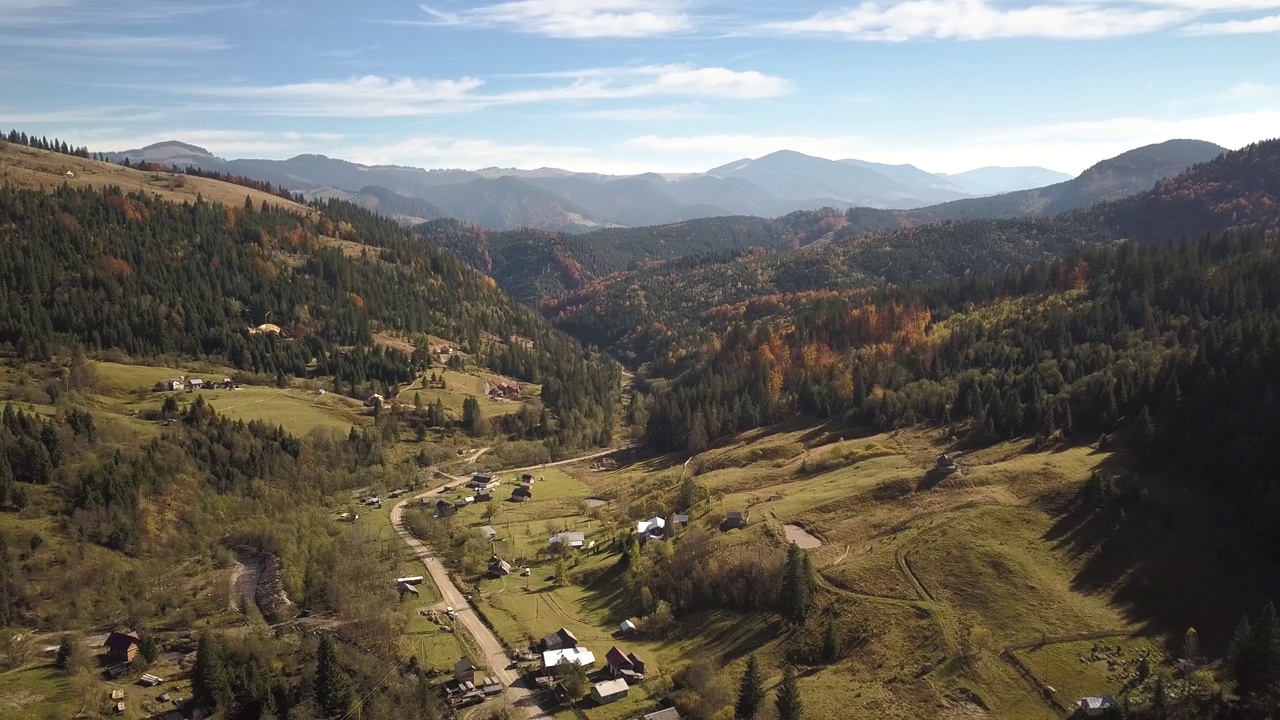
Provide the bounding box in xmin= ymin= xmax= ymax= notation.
xmin=396 ymin=419 xmax=1264 ymax=720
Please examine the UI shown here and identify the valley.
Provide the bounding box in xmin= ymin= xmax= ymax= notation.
xmin=1 ymin=129 xmax=1278 ymax=720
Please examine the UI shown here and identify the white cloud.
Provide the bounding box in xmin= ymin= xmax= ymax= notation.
xmin=0 ymin=32 xmax=227 ymax=52
xmin=183 ymin=65 xmax=792 ymax=118
xmin=1184 ymin=12 xmax=1280 ymax=33
xmin=568 ymin=103 xmax=718 ymax=121
xmin=417 ymin=0 xmax=691 ymax=38
xmin=764 ymin=0 xmax=1189 ymax=41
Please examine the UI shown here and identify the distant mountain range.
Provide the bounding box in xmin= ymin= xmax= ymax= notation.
xmin=105 ymin=141 xmax=1073 ymax=232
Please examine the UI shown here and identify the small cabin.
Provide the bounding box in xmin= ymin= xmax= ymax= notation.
xmin=936 ymin=454 xmax=958 ymax=474
xmin=454 ymin=657 xmax=477 ymax=684
xmin=724 ymin=510 xmax=749 ymax=529
xmin=591 ymin=678 xmax=629 ymax=704
xmin=511 ymin=486 xmax=532 ymax=502
xmin=488 ymin=556 xmax=512 ymax=577
xmin=103 ymin=631 xmax=140 ymax=663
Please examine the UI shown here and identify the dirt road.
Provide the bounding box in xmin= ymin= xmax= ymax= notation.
xmin=391 ymin=490 xmax=548 ymax=718
xmin=389 ymin=443 xmax=635 ymax=717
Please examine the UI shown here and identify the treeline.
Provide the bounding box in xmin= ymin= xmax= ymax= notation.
xmin=645 ymin=230 xmax=1280 ymax=551
xmin=0 ymin=184 xmax=618 ymax=448
xmin=175 ymin=165 xmax=306 ymax=203
xmin=3 ymin=129 xmax=92 ymax=159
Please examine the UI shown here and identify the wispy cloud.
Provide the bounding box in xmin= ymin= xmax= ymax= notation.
xmin=0 ymin=32 xmax=228 ymax=53
xmin=567 ymin=103 xmax=719 ymax=121
xmin=1184 ymin=12 xmax=1280 ymax=33
xmin=763 ymin=0 xmax=1189 ymax=41
xmin=177 ymin=64 xmax=792 ymax=118
xmin=2 ymin=0 xmax=245 ymax=28
xmin=0 ymin=106 xmax=178 ymax=124
xmin=1218 ymin=81 xmax=1277 ymax=100
xmin=412 ymin=0 xmax=692 ymax=38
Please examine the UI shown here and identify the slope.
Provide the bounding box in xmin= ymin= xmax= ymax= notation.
xmin=1 ymin=139 xmax=309 ymax=214
xmin=919 ymin=139 xmax=1226 ymax=221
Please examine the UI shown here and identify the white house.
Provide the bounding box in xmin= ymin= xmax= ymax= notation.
xmin=541 ymin=647 xmax=595 ymax=673
xmin=1079 ymin=695 xmax=1115 ymax=717
xmin=635 ymin=517 xmax=666 ymax=543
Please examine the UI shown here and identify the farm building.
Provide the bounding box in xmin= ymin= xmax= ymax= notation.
xmin=511 ymin=486 xmax=532 ymax=502
xmin=1079 ymin=695 xmax=1115 ymax=717
xmin=618 ymin=619 xmax=637 ymax=635
xmin=520 ymin=473 xmax=535 ymax=485
xmin=187 ymin=378 xmax=205 ymax=390
xmin=549 ymin=531 xmax=585 ymax=549
xmin=480 ymin=526 xmax=497 ymax=539
xmin=435 ymin=500 xmax=458 ymax=518
xmin=103 ymin=631 xmax=140 ymax=663
xmin=365 ymin=393 xmax=384 ymax=407
xmin=590 ymin=678 xmax=629 ymax=704
xmin=643 ymin=709 xmax=682 ymax=720
xmin=153 ymin=378 xmax=184 ymax=392
xmin=936 ymin=454 xmax=958 ymax=474
xmin=396 ymin=581 xmax=419 ymax=598
xmin=475 ymin=488 xmax=493 ymax=502
xmin=488 ymin=556 xmax=512 ymax=577
xmin=540 ymin=627 xmax=579 ymax=651
xmin=489 ymin=382 xmax=521 ymax=399
xmin=673 ymin=514 xmax=690 ymax=528
xmin=724 ymin=510 xmax=749 ymax=529
xmin=454 ymin=657 xmax=477 ymax=684
xmin=468 ymin=474 xmax=500 ymax=491
xmin=541 ymin=647 xmax=595 ymax=673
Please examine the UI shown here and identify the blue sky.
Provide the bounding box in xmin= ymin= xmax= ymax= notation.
xmin=2 ymin=0 xmax=1278 ymax=174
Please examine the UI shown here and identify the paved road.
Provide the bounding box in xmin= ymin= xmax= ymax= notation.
xmin=390 ymin=444 xmax=635 ymax=717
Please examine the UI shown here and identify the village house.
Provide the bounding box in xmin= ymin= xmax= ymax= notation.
xmin=364 ymin=393 xmax=384 ymax=407
xmin=604 ymin=646 xmax=646 ymax=681
xmin=153 ymin=378 xmax=184 ymax=392
xmin=435 ymin=499 xmax=458 ymax=518
xmin=520 ymin=473 xmax=535 ymax=486
xmin=541 ymin=647 xmax=595 ymax=674
xmin=454 ymin=657 xmax=478 ymax=684
xmin=549 ymin=531 xmax=585 ymax=550
xmin=1078 ymin=695 xmax=1115 ymax=717
xmin=187 ymin=378 xmax=205 ymax=390
xmin=724 ymin=510 xmax=749 ymax=529
xmin=489 ymin=382 xmax=521 ymax=399
xmin=468 ymin=474 xmax=500 ymax=491
xmin=635 ymin=517 xmax=666 ymax=543
xmin=475 ymin=487 xmax=493 ymax=502
xmin=103 ymin=631 xmax=140 ymax=663
xmin=936 ymin=454 xmax=958 ymax=474
xmin=590 ymin=678 xmax=629 ymax=705
xmin=480 ymin=525 xmax=497 ymax=539
xmin=488 ymin=556 xmax=512 ymax=577
xmin=511 ymin=486 xmax=532 ymax=502
xmin=618 ymin=619 xmax=637 ymax=636
xmin=540 ymin=627 xmax=579 ymax=651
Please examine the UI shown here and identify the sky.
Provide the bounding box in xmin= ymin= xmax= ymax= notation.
xmin=1 ymin=0 xmax=1278 ymax=175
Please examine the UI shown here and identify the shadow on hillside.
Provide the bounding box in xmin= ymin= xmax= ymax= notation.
xmin=579 ymin=559 xmax=636 ymax=626
xmin=1041 ymin=454 xmax=1280 ymax=654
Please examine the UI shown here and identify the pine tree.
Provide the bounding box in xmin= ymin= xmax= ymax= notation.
xmin=822 ymin=618 xmax=840 ymax=664
xmin=55 ymin=635 xmax=74 ymax=670
xmin=735 ymin=654 xmax=764 ymax=720
xmin=1182 ymin=627 xmax=1199 ymax=665
xmin=775 ymin=664 xmax=803 ymax=720
xmin=138 ymin=633 xmax=159 ymax=664
xmin=780 ymin=544 xmax=812 ymax=623
xmin=316 ymin=634 xmax=353 ymax=718
xmin=192 ymin=631 xmax=231 ymax=709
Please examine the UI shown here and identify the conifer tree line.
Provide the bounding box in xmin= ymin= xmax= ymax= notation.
xmin=4 ymin=129 xmax=91 ymax=159
xmin=644 ymin=230 xmax=1280 ymax=552
xmin=0 ymin=182 xmax=618 ymax=448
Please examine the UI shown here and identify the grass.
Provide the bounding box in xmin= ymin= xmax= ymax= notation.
xmin=1016 ymin=637 xmax=1164 ymax=709
xmin=0 ymin=141 xmax=309 ymax=214
xmin=396 ymin=368 xmax=536 ymax=420
xmin=0 ymin=664 xmax=72 ymax=720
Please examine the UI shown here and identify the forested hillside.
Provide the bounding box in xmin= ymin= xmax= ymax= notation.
xmin=0 ymin=173 xmax=619 ymax=448
xmin=417 ymin=208 xmax=850 ymax=306
xmin=642 ymin=231 xmax=1280 ymax=548
xmin=547 ymin=140 xmax=1280 ymax=367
